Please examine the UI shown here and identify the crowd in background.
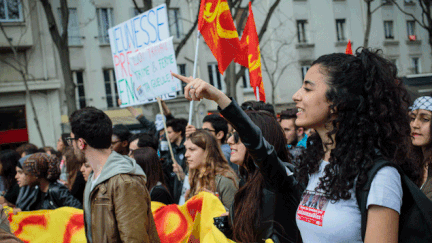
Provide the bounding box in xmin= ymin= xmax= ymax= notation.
xmin=0 ymin=48 xmax=431 ymax=242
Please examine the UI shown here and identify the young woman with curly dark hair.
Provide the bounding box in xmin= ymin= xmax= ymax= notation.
xmin=290 ymin=49 xmax=422 ymax=242
xmin=227 ymin=111 xmax=301 ymax=243
xmin=409 ymin=95 xmax=432 ymax=200
xmin=172 ymin=47 xmax=422 ymax=243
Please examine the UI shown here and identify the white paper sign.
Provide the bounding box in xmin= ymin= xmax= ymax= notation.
xmin=108 ymin=4 xmax=176 ymax=107
xmin=129 ymin=37 xmax=180 ymax=100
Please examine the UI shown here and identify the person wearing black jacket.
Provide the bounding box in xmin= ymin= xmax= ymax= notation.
xmin=16 ymin=153 xmax=82 ymax=211
xmin=0 ymin=150 xmax=21 ymax=207
xmin=172 ymin=74 xmax=303 ymax=242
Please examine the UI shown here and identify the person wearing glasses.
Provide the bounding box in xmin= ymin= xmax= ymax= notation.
xmin=68 ymin=107 xmax=160 ymax=243
xmin=185 ymin=114 xmax=238 ymax=173
xmin=111 ymin=124 xmax=131 ymax=156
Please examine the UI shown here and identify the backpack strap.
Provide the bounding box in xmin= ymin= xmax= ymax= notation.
xmin=355 ymin=159 xmax=395 ymax=241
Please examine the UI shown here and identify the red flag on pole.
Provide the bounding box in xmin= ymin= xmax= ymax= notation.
xmin=345 ymin=40 xmax=353 ymax=55
xmin=198 ymin=0 xmax=241 ymax=74
xmin=234 ymin=2 xmax=265 ymax=102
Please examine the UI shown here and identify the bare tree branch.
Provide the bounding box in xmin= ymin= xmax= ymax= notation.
xmin=175 ymin=4 xmax=199 ymax=56
xmin=258 ymin=0 xmax=281 ymax=41
xmin=60 ymin=0 xmax=69 ymax=43
xmin=143 ymin=0 xmax=153 ymax=12
xmin=235 ymin=0 xmax=281 ymax=81
xmin=132 ymin=0 xmax=142 ymax=14
xmin=371 ymin=2 xmax=386 ymax=14
xmin=0 ymin=24 xmax=20 ymax=61
xmin=40 ymin=0 xmax=77 ymax=115
xmin=390 ymin=0 xmax=427 ymax=29
xmin=0 ymin=22 xmax=46 ymax=146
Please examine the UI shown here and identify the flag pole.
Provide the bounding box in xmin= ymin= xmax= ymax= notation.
xmin=188 ymin=31 xmax=201 ymax=125
xmin=256 ymin=86 xmax=260 ymax=101
xmin=157 ymin=97 xmax=181 ymax=181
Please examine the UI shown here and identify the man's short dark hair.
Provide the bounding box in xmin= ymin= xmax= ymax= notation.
xmin=280 ymin=108 xmax=298 ymax=129
xmin=203 ymin=114 xmax=228 ymax=143
xmin=69 ymin=107 xmax=112 ymax=149
xmin=166 ymin=118 xmax=188 ymax=137
xmin=138 ymin=133 xmax=158 ymax=151
xmin=16 ymin=143 xmax=38 ymax=157
xmin=128 ymin=133 xmax=158 ymax=151
xmin=112 ymin=124 xmax=131 ymax=142
xmin=241 ymin=101 xmax=276 ymax=118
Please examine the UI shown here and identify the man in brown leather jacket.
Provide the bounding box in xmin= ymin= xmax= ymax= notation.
xmin=69 ymin=107 xmax=160 ymax=243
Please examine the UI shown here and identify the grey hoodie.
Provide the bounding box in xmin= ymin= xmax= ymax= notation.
xmin=83 ymin=151 xmax=146 ymax=243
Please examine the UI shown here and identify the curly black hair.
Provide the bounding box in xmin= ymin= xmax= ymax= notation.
xmin=295 ymin=48 xmax=423 ymax=201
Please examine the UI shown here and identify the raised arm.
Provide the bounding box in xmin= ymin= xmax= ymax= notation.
xmin=119 ymin=99 xmax=156 ymax=135
xmin=172 ymin=73 xmax=300 ymax=193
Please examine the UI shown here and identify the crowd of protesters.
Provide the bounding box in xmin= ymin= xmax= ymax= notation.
xmin=0 ymin=48 xmax=431 ymax=242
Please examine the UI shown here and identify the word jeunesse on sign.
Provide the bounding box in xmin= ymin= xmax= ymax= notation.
xmin=108 ymin=4 xmax=176 ymax=107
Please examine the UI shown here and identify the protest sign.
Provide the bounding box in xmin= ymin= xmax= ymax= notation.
xmin=108 ymin=4 xmax=177 ymax=107
xmin=129 ymin=37 xmax=180 ymax=100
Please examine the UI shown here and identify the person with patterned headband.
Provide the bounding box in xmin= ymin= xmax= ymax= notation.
xmin=409 ymin=95 xmax=432 ymax=201
xmin=17 ymin=152 xmax=82 ymax=211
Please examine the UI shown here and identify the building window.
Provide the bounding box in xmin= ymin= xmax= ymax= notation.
xmin=411 ymin=57 xmax=421 ymax=74
xmin=207 ymin=63 xmax=225 ymax=91
xmin=58 ymin=8 xmax=81 ymax=45
xmin=176 ymin=64 xmax=187 ymax=95
xmin=97 ymin=8 xmax=114 ymax=44
xmin=297 ymin=20 xmax=308 ymax=43
xmin=384 ymin=21 xmax=394 ymax=39
xmin=0 ymin=0 xmax=22 ymax=22
xmin=335 ymin=19 xmax=346 ymax=42
xmin=301 ymin=65 xmax=310 ymax=81
xmin=382 ymin=0 xmax=393 ymax=5
xmin=73 ymin=71 xmax=86 ymax=109
xmin=404 ymin=0 xmax=415 ymax=4
xmin=407 ymin=20 xmax=416 ymax=40
xmin=103 ymin=69 xmax=118 ymax=108
xmin=168 ymin=8 xmax=183 ymax=39
xmin=241 ymin=70 xmax=252 ymax=90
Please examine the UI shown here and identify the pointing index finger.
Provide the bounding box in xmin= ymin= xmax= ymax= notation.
xmin=171 ymin=73 xmax=191 ymax=84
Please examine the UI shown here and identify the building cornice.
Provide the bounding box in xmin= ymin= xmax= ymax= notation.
xmin=0 ymin=80 xmax=61 ymax=93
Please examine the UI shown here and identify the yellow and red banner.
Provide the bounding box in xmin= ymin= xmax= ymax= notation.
xmin=198 ymin=0 xmax=241 ymax=74
xmin=6 ymin=192 xmax=241 ymax=243
xmin=6 ymin=206 xmax=85 ymax=243
xmin=234 ymin=2 xmax=266 ymax=102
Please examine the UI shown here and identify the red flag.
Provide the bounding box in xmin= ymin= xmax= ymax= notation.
xmin=198 ymin=0 xmax=241 ymax=74
xmin=234 ymin=2 xmax=265 ymax=102
xmin=345 ymin=40 xmax=353 ymax=55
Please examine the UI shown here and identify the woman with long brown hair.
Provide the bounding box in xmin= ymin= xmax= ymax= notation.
xmin=227 ymin=110 xmax=301 ymax=243
xmin=63 ymin=147 xmax=86 ymax=204
xmin=131 ymin=147 xmax=174 ymax=205
xmin=184 ymin=130 xmax=238 ymax=209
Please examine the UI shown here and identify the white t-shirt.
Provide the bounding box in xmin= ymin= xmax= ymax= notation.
xmin=90 ymin=174 xmax=100 ymax=192
xmin=296 ymin=160 xmax=402 ymax=243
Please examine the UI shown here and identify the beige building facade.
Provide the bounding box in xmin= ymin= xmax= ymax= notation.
xmin=0 ymin=0 xmax=430 ymax=148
